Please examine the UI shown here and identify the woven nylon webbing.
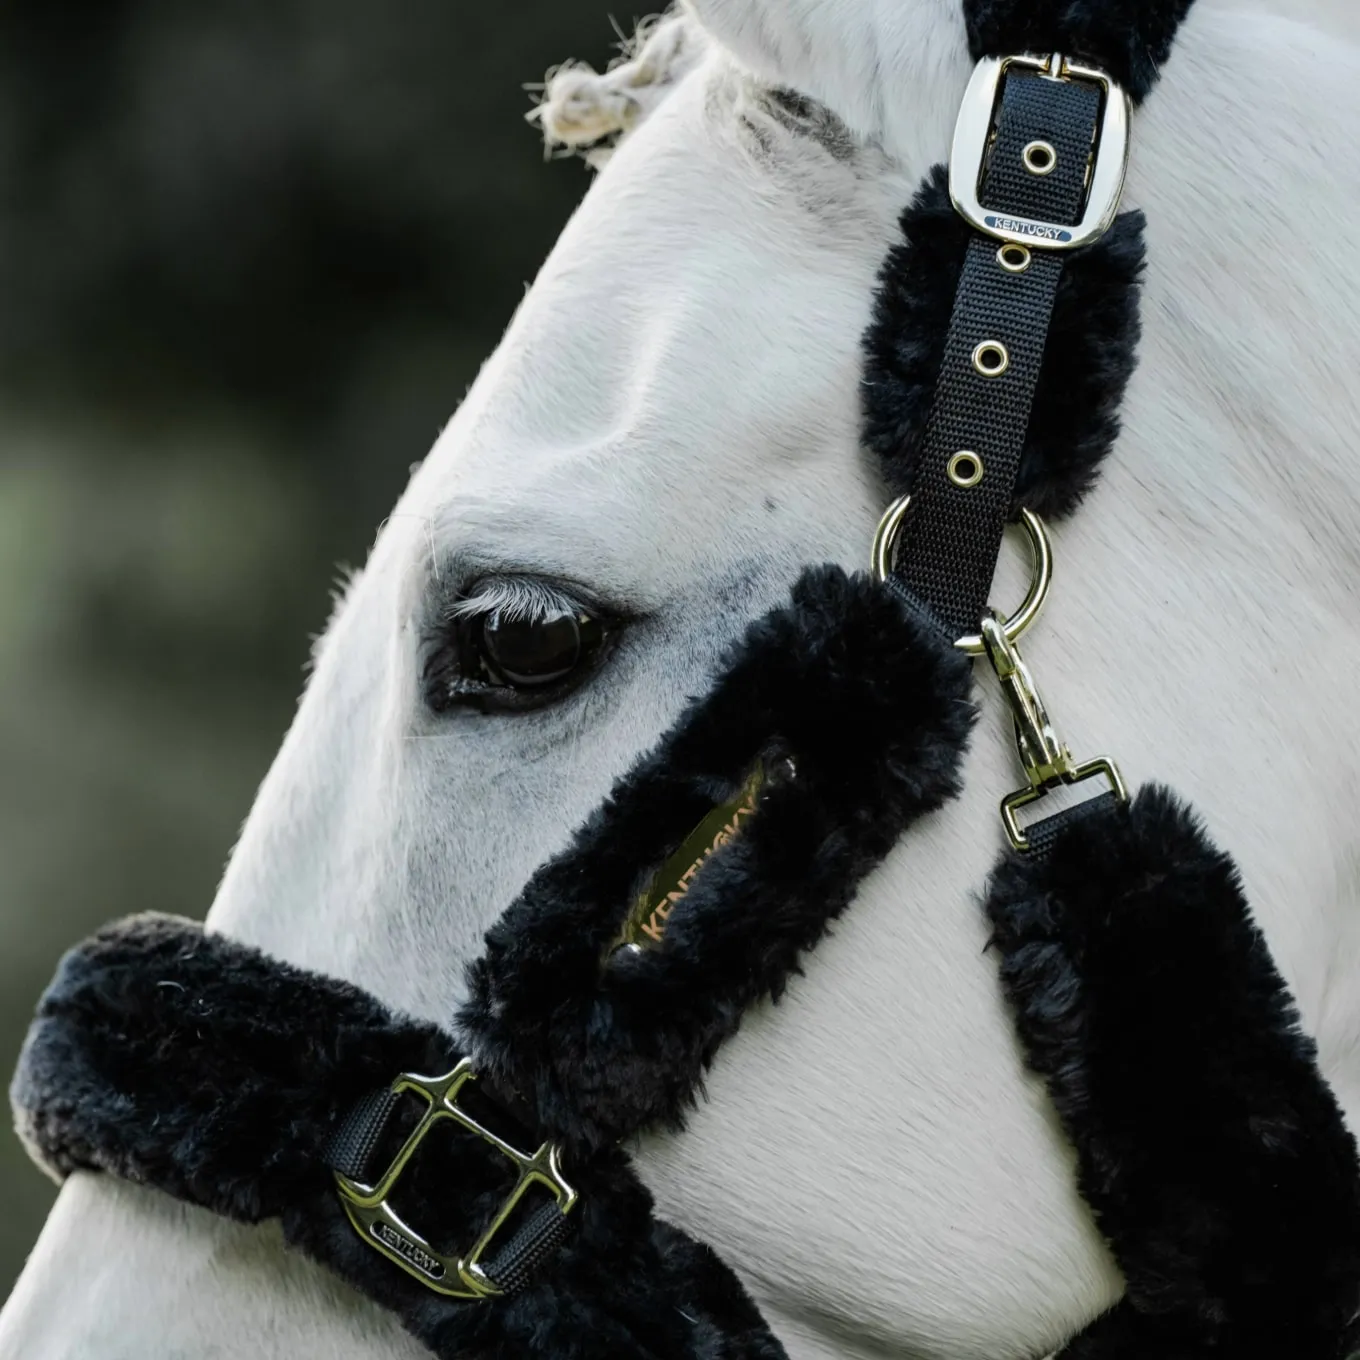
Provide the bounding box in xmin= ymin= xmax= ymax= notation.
xmin=479 ymin=1199 xmax=574 ymax=1294
xmin=979 ymin=72 xmax=1100 ymax=221
xmin=890 ymin=69 xmax=1101 ymax=640
xmin=1020 ymin=791 xmax=1121 ymax=863
xmin=323 ymin=1085 xmax=401 ymax=1182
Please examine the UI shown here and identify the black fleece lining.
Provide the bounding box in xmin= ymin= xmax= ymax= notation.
xmin=963 ymin=0 xmax=1197 ymax=104
xmin=988 ymin=787 xmax=1360 ymax=1357
xmin=458 ymin=565 xmax=975 ymax=1156
xmin=12 ymin=915 xmax=788 ymax=1360
xmin=20 ymin=5 xmax=1360 ymax=1343
xmin=862 ymin=167 xmax=1146 ymax=522
xmin=15 ymin=784 xmax=1360 ymax=1357
xmin=11 ymin=564 xmax=979 ymax=1359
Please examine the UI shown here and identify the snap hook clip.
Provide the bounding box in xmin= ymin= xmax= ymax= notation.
xmin=980 ymin=613 xmax=1128 ymax=850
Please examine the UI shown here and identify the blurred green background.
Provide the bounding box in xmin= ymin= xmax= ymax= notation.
xmin=0 ymin=0 xmax=613 ymax=1300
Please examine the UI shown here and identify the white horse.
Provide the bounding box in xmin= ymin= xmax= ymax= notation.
xmin=6 ymin=0 xmax=1360 ymax=1355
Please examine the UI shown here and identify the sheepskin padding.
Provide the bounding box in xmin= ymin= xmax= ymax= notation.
xmin=862 ymin=167 xmax=1146 ymax=521
xmin=11 ymin=913 xmax=787 ymax=1360
xmin=989 ymin=787 xmax=1360 ymax=1358
xmin=964 ymin=0 xmax=1197 ymax=104
xmin=457 ymin=565 xmax=975 ymax=1155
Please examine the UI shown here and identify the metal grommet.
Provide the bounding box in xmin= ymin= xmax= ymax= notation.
xmin=870 ymin=494 xmax=1052 ymax=654
xmin=997 ymin=243 xmax=1032 ymax=274
xmin=947 ymin=451 xmax=985 ymax=488
xmin=1023 ymin=140 xmax=1057 ymax=176
xmin=972 ymin=340 xmax=1010 ymax=378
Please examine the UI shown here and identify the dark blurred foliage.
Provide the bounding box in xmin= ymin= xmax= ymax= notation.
xmin=0 ymin=0 xmax=614 ymax=1298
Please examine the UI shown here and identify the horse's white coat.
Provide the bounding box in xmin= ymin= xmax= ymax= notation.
xmin=6 ymin=2 xmax=1360 ymax=1356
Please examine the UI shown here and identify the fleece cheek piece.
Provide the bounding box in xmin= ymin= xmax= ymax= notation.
xmin=458 ymin=564 xmax=977 ymax=1156
xmin=987 ymin=786 xmax=1360 ymax=1359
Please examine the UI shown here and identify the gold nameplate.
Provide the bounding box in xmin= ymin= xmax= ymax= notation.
xmin=614 ymin=765 xmax=767 ymax=950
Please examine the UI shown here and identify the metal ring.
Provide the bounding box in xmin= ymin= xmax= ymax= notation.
xmin=997 ymin=243 xmax=1032 ymax=274
xmin=870 ymin=493 xmax=1052 ymax=654
xmin=1023 ymin=140 xmax=1058 ymax=176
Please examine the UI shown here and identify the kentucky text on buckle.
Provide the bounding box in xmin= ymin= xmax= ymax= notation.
xmin=949 ymin=53 xmax=1131 ymax=251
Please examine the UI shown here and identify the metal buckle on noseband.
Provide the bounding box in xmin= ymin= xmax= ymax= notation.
xmin=333 ymin=1058 xmax=577 ymax=1299
xmin=949 ymin=52 xmax=1131 ymax=251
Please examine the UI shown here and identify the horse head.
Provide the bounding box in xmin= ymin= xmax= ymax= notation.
xmin=6 ymin=1 xmax=1360 ymax=1356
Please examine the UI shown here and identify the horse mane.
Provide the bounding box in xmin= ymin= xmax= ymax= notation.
xmin=528 ymin=11 xmax=706 ymax=168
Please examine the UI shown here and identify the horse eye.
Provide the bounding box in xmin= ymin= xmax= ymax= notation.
xmin=425 ymin=593 xmax=613 ymax=715
xmin=480 ymin=610 xmax=593 ymax=687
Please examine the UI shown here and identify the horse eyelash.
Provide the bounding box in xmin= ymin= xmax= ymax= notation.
xmin=445 ymin=577 xmax=584 ymax=627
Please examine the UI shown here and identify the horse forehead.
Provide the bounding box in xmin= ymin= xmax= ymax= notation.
xmin=455 ymin=72 xmax=892 ymax=438
xmin=399 ymin=78 xmax=897 ymax=565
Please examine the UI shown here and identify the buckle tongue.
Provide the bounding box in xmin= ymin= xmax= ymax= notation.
xmin=949 ymin=53 xmax=1131 ymax=250
xmin=334 ymin=1058 xmax=576 ymax=1299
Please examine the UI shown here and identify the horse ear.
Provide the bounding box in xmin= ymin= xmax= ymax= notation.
xmin=530 ymin=14 xmax=707 ymax=168
xmin=679 ymin=0 xmax=965 ymax=151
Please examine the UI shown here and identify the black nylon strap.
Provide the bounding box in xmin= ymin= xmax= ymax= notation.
xmin=481 ymin=1200 xmax=574 ymax=1295
xmin=890 ymin=69 xmax=1102 ymax=640
xmin=1019 ymin=791 xmax=1120 ymax=863
xmin=323 ymin=1084 xmax=401 ymax=1181
xmin=890 ymin=238 xmax=1063 ymax=638
xmin=979 ymin=72 xmax=1101 ymax=222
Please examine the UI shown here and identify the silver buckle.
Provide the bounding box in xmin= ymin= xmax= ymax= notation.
xmin=949 ymin=53 xmax=1131 ymax=251
xmin=334 ymin=1058 xmax=577 ymax=1299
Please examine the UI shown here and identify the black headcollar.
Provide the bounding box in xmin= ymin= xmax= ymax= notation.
xmin=14 ymin=2 xmax=1360 ymax=1356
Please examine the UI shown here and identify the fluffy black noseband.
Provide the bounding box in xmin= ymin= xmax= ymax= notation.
xmin=15 ymin=782 xmax=1360 ymax=1357
xmin=13 ymin=916 xmax=787 ymax=1360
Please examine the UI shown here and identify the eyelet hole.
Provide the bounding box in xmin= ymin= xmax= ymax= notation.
xmin=947 ymin=451 xmax=985 ymax=488
xmin=1023 ymin=140 xmax=1057 ymax=176
xmin=997 ymin=244 xmax=1032 ymax=273
xmin=972 ymin=341 xmax=1010 ymax=378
